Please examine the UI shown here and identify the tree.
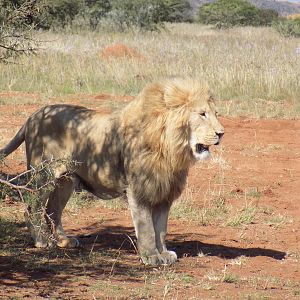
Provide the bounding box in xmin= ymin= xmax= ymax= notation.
xmin=82 ymin=0 xmax=111 ymax=30
xmin=37 ymin=0 xmax=85 ymax=30
xmin=162 ymin=0 xmax=193 ymax=23
xmin=197 ymin=0 xmax=278 ymax=29
xmin=273 ymin=17 xmax=300 ymax=38
xmin=0 ymin=0 xmax=42 ymax=63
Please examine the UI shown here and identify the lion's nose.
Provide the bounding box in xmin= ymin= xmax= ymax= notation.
xmin=217 ymin=132 xmax=224 ymax=139
xmin=215 ymin=132 xmax=224 ymax=145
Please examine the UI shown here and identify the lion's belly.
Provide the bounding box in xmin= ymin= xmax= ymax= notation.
xmin=83 ymin=183 xmax=123 ymax=200
xmin=75 ymin=165 xmax=126 ymax=200
xmin=77 ymin=175 xmax=125 ymax=200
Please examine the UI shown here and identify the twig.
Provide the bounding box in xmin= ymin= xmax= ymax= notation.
xmin=125 ymin=234 xmax=138 ymax=254
xmin=109 ymin=239 xmax=126 ymax=277
xmin=89 ymin=234 xmax=99 ymax=257
xmin=8 ymin=169 xmax=33 ymax=183
xmin=0 ymin=177 xmax=34 ymax=193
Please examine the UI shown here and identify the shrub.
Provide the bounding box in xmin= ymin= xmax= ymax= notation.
xmin=102 ymin=0 xmax=193 ymax=31
xmin=0 ymin=0 xmax=194 ymax=32
xmin=197 ymin=0 xmax=278 ymax=29
xmin=258 ymin=8 xmax=279 ymax=26
xmin=273 ymin=17 xmax=300 ymax=37
xmin=81 ymin=0 xmax=111 ymax=30
xmin=37 ymin=0 xmax=85 ymax=30
xmin=162 ymin=0 xmax=193 ymax=23
xmin=105 ymin=0 xmax=166 ymax=31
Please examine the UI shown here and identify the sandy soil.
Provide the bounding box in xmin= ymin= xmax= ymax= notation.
xmin=0 ymin=93 xmax=299 ymax=299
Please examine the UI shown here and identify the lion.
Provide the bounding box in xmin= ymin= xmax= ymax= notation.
xmin=0 ymin=78 xmax=224 ymax=265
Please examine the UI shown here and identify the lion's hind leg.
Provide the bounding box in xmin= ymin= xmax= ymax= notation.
xmin=24 ymin=177 xmax=54 ymax=248
xmin=25 ymin=161 xmax=78 ymax=248
xmin=46 ymin=175 xmax=79 ymax=248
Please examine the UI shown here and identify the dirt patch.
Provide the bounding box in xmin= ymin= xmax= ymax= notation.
xmin=100 ymin=43 xmax=145 ymax=61
xmin=0 ymin=98 xmax=300 ymax=299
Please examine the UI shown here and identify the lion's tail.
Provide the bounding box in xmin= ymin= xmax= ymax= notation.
xmin=0 ymin=123 xmax=26 ymax=158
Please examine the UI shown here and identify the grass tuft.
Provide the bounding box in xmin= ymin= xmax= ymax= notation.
xmin=226 ymin=205 xmax=257 ymax=227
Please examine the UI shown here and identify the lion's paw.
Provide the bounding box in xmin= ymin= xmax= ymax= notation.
xmin=34 ymin=240 xmax=49 ymax=248
xmin=57 ymin=236 xmax=80 ymax=248
xmin=141 ymin=250 xmax=177 ymax=266
xmin=34 ymin=234 xmax=54 ymax=248
xmin=160 ymin=250 xmax=177 ymax=264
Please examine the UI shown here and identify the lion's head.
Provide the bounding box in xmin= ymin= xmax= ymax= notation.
xmin=122 ymin=78 xmax=224 ymax=205
xmin=126 ymin=78 xmax=224 ymax=163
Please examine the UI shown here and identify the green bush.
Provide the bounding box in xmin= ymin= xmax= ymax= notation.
xmin=104 ymin=0 xmax=166 ymax=31
xmin=162 ymin=0 xmax=193 ymax=23
xmin=273 ymin=17 xmax=300 ymax=37
xmin=81 ymin=0 xmax=111 ymax=30
xmin=102 ymin=0 xmax=193 ymax=31
xmin=5 ymin=0 xmax=192 ymax=30
xmin=258 ymin=9 xmax=279 ymax=26
xmin=38 ymin=0 xmax=85 ymax=29
xmin=0 ymin=0 xmax=193 ymax=32
xmin=197 ymin=0 xmax=278 ymax=29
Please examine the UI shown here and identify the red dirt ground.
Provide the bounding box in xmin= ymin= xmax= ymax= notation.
xmin=0 ymin=93 xmax=299 ymax=299
xmin=100 ymin=43 xmax=145 ymax=61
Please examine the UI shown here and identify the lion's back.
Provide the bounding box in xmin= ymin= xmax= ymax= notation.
xmin=24 ymin=104 xmax=110 ymax=166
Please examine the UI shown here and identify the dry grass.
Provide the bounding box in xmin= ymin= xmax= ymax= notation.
xmin=0 ymin=24 xmax=299 ymax=118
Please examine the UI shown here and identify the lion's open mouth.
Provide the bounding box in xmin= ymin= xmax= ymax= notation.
xmin=193 ymin=144 xmax=211 ymax=160
xmin=195 ymin=144 xmax=209 ymax=154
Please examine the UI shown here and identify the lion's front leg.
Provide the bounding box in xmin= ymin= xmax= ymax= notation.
xmin=152 ymin=203 xmax=177 ymax=264
xmin=127 ymin=190 xmax=177 ymax=265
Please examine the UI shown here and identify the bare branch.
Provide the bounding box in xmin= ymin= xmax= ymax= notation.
xmin=7 ymin=169 xmax=33 ymax=183
xmin=0 ymin=177 xmax=34 ymax=193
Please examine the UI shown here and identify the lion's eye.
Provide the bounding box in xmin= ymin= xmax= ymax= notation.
xmin=200 ymin=112 xmax=206 ymax=117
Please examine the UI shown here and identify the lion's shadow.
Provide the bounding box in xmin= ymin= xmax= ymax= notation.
xmin=0 ymin=221 xmax=286 ymax=294
xmin=76 ymin=224 xmax=286 ymax=260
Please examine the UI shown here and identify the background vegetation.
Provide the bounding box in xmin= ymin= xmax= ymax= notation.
xmin=0 ymin=0 xmax=299 ymax=117
xmin=196 ymin=0 xmax=300 ymax=36
xmin=1 ymin=0 xmax=300 ymax=62
xmin=197 ymin=0 xmax=278 ymax=28
xmin=0 ymin=0 xmax=193 ymax=32
xmin=273 ymin=16 xmax=300 ymax=37
xmin=0 ymin=22 xmax=299 ymax=118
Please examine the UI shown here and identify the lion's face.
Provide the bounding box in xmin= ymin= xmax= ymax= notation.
xmin=189 ymin=99 xmax=224 ymax=160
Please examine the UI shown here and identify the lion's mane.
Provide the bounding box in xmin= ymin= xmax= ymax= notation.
xmin=119 ymin=78 xmax=210 ymax=206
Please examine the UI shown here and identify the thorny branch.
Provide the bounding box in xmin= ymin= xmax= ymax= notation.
xmin=0 ymin=158 xmax=78 ymax=245
xmin=0 ymin=177 xmax=34 ymax=193
xmin=0 ymin=0 xmax=42 ymax=63
xmin=0 ymin=157 xmax=80 ymax=198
